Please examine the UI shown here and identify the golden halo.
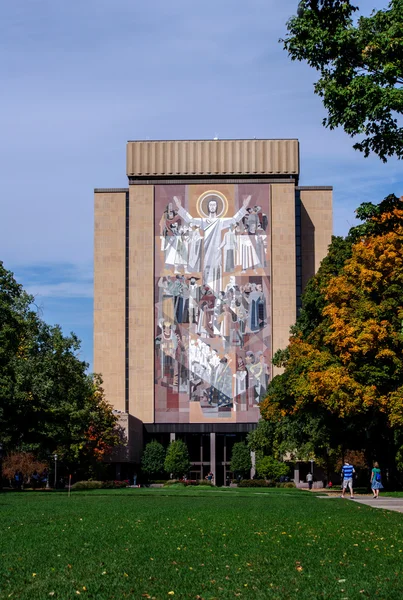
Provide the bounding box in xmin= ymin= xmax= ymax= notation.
xmin=196 ymin=190 xmax=228 ymax=218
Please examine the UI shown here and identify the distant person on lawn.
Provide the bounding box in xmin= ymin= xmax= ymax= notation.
xmin=306 ymin=472 xmax=313 ymax=490
xmin=370 ymin=462 xmax=383 ymax=499
xmin=206 ymin=472 xmax=214 ymax=483
xmin=341 ymin=460 xmax=355 ymax=499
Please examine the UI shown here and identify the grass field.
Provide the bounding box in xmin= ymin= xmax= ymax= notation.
xmin=1 ymin=487 xmax=403 ymax=599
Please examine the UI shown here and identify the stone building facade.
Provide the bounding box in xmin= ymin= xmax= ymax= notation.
xmin=94 ymin=139 xmax=332 ymax=484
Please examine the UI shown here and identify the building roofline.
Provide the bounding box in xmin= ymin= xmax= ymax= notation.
xmin=296 ymin=186 xmax=333 ymax=191
xmin=94 ymin=188 xmax=128 ymax=193
xmin=127 ymin=138 xmax=299 ymax=143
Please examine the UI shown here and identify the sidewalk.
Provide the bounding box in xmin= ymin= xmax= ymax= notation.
xmin=349 ymin=497 xmax=403 ymax=513
xmin=317 ymin=493 xmax=403 ymax=513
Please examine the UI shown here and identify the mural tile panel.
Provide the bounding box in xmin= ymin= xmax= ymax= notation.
xmin=154 ymin=184 xmax=271 ymax=423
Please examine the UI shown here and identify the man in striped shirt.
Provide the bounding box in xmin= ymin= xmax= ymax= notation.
xmin=341 ymin=461 xmax=355 ymax=499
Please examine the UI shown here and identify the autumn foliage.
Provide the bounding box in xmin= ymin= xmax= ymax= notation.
xmin=261 ymin=195 xmax=403 ymax=472
xmin=2 ymin=452 xmax=48 ymax=481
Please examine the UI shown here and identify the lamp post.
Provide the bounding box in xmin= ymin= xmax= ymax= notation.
xmin=0 ymin=443 xmax=3 ymax=491
xmin=53 ymin=454 xmax=58 ymax=489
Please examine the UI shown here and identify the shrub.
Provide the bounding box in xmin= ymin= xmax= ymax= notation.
xmin=149 ymin=479 xmax=169 ymax=484
xmin=255 ymin=455 xmax=290 ymax=481
xmin=71 ymin=480 xmax=129 ymax=491
xmin=238 ymin=479 xmax=269 ymax=488
xmin=163 ymin=479 xmax=212 ymax=487
xmin=102 ymin=480 xmax=129 ymax=489
xmin=163 ymin=481 xmax=186 ymax=488
xmin=275 ymin=482 xmax=296 ymax=488
xmin=71 ymin=481 xmax=103 ymax=491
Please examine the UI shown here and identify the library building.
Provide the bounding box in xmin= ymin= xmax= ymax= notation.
xmin=94 ymin=139 xmax=332 ymax=485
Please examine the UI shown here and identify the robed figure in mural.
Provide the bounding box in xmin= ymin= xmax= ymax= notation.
xmin=173 ymin=195 xmax=251 ymax=293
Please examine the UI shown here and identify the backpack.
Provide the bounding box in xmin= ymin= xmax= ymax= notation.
xmin=375 ymin=472 xmax=382 ymax=482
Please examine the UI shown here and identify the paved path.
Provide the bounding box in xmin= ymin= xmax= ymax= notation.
xmin=317 ymin=494 xmax=403 ymax=513
xmin=351 ymin=497 xmax=403 ymax=513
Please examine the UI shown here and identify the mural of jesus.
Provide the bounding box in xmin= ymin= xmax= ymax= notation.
xmin=173 ymin=194 xmax=251 ymax=293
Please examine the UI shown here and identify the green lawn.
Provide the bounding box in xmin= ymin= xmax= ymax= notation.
xmin=1 ymin=487 xmax=402 ymax=599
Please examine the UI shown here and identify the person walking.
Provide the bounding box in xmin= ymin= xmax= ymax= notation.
xmin=341 ymin=460 xmax=355 ymax=499
xmin=306 ymin=472 xmax=313 ymax=490
xmin=370 ymin=462 xmax=383 ymax=498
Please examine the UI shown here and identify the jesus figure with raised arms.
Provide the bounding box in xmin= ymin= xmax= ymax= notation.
xmin=173 ymin=195 xmax=251 ymax=293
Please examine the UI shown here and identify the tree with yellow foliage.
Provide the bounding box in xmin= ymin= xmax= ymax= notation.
xmin=261 ymin=195 xmax=403 ymax=480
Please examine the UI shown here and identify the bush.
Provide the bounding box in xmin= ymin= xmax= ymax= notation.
xmin=71 ymin=481 xmax=104 ymax=491
xmin=238 ymin=479 xmax=270 ymax=488
xmin=149 ymin=479 xmax=169 ymax=484
xmin=255 ymin=455 xmax=290 ymax=481
xmin=163 ymin=479 xmax=212 ymax=487
xmin=182 ymin=480 xmax=213 ymax=487
xmin=163 ymin=481 xmax=186 ymax=488
xmin=102 ymin=480 xmax=129 ymax=489
xmin=275 ymin=482 xmax=296 ymax=488
xmin=71 ymin=480 xmax=129 ymax=491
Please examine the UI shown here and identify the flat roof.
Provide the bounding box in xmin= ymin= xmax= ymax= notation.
xmin=126 ymin=139 xmax=299 ymax=178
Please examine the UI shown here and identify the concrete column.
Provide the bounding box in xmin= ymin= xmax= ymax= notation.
xmin=250 ymin=451 xmax=256 ymax=479
xmin=210 ymin=433 xmax=216 ymax=486
xmin=294 ymin=462 xmax=300 ymax=485
xmin=170 ymin=433 xmax=176 ymax=443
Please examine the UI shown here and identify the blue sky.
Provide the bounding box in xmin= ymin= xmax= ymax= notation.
xmin=1 ymin=0 xmax=401 ymax=369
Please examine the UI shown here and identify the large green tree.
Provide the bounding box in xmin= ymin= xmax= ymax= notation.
xmin=260 ymin=196 xmax=403 ymax=482
xmin=0 ymin=261 xmax=121 ymax=473
xmin=230 ymin=442 xmax=252 ymax=478
xmin=0 ymin=261 xmax=35 ymax=445
xmin=141 ymin=441 xmax=166 ymax=476
xmin=282 ymin=0 xmax=403 ymax=161
xmin=164 ymin=440 xmax=190 ymax=478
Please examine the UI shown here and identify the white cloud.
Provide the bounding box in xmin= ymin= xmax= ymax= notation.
xmin=26 ymin=281 xmax=93 ymax=299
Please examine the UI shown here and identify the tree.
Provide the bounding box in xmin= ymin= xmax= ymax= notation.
xmin=0 ymin=261 xmax=36 ymax=448
xmin=141 ymin=441 xmax=166 ymax=476
xmin=230 ymin=442 xmax=252 ymax=478
xmin=0 ymin=261 xmax=121 ymax=474
xmin=164 ymin=440 xmax=190 ymax=478
xmin=2 ymin=452 xmax=48 ymax=483
xmin=260 ymin=195 xmax=403 ymax=478
xmin=247 ymin=420 xmax=276 ymax=457
xmin=255 ymin=456 xmax=290 ymax=481
xmin=282 ymin=1 xmax=403 ymax=161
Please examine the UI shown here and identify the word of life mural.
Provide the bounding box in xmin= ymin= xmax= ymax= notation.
xmin=154 ymin=184 xmax=271 ymax=422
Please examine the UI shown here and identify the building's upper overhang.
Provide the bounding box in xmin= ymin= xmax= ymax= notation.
xmin=126 ymin=139 xmax=299 ymax=179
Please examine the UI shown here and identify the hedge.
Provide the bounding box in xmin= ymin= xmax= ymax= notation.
xmin=238 ymin=479 xmax=273 ymax=488
xmin=71 ymin=480 xmax=129 ymax=491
